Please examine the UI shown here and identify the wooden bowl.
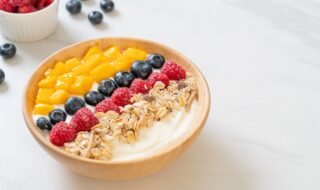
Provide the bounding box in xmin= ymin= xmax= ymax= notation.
xmin=22 ymin=37 xmax=210 ymax=180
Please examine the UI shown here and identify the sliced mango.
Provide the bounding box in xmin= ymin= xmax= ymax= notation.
xmin=65 ymin=58 xmax=81 ymax=70
xmin=84 ymin=54 xmax=106 ymax=70
xmin=104 ymin=46 xmax=121 ymax=61
xmin=69 ymin=76 xmax=94 ymax=95
xmin=38 ymin=76 xmax=57 ymax=88
xmin=55 ymin=73 xmax=75 ymax=91
xmin=72 ymin=65 xmax=91 ymax=76
xmin=123 ymin=47 xmax=147 ymax=60
xmin=36 ymin=88 xmax=55 ymax=104
xmin=110 ymin=55 xmax=133 ymax=71
xmin=83 ymin=47 xmax=102 ymax=61
xmin=50 ymin=89 xmax=70 ymax=104
xmin=33 ymin=104 xmax=54 ymax=115
xmin=90 ymin=62 xmax=117 ymax=82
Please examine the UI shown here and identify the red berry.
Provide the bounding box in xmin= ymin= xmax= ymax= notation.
xmin=70 ymin=107 xmax=99 ymax=132
xmin=95 ymin=99 xmax=120 ymax=113
xmin=18 ymin=5 xmax=37 ymax=13
xmin=0 ymin=0 xmax=14 ymax=12
xmin=49 ymin=121 xmax=77 ymax=146
xmin=8 ymin=0 xmax=35 ymax=6
xmin=160 ymin=61 xmax=186 ymax=80
xmin=44 ymin=0 xmax=52 ymax=6
xmin=36 ymin=0 xmax=45 ymax=9
xmin=148 ymin=72 xmax=170 ymax=87
xmin=111 ymin=87 xmax=132 ymax=107
xmin=130 ymin=78 xmax=151 ymax=94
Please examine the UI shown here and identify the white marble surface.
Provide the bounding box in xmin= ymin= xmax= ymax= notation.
xmin=0 ymin=0 xmax=320 ymax=189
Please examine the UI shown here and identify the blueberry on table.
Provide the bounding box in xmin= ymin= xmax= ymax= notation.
xmin=88 ymin=11 xmax=103 ymax=25
xmin=98 ymin=79 xmax=118 ymax=97
xmin=64 ymin=97 xmax=86 ymax=115
xmin=36 ymin=117 xmax=52 ymax=131
xmin=84 ymin=91 xmax=105 ymax=106
xmin=0 ymin=69 xmax=5 ymax=84
xmin=0 ymin=43 xmax=16 ymax=59
xmin=114 ymin=72 xmax=135 ymax=87
xmin=146 ymin=54 xmax=165 ymax=69
xmin=100 ymin=0 xmax=114 ymax=12
xmin=49 ymin=109 xmax=67 ymax=125
xmin=66 ymin=0 xmax=81 ymax=14
xmin=130 ymin=61 xmax=153 ymax=79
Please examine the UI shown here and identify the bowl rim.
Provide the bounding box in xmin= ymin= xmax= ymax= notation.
xmin=0 ymin=0 xmax=58 ymax=17
xmin=22 ymin=37 xmax=211 ymax=165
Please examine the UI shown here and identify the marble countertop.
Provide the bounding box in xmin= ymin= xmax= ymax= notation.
xmin=0 ymin=0 xmax=319 ymax=189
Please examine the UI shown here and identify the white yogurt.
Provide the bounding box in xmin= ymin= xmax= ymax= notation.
xmin=112 ymin=101 xmax=198 ymax=161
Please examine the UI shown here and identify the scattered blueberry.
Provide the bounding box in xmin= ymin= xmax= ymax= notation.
xmin=146 ymin=54 xmax=165 ymax=69
xmin=64 ymin=97 xmax=86 ymax=115
xmin=88 ymin=11 xmax=103 ymax=25
xmin=0 ymin=43 xmax=16 ymax=59
xmin=49 ymin=109 xmax=67 ymax=125
xmin=66 ymin=0 xmax=81 ymax=14
xmin=98 ymin=79 xmax=118 ymax=96
xmin=0 ymin=69 xmax=5 ymax=84
xmin=100 ymin=0 xmax=114 ymax=12
xmin=130 ymin=61 xmax=153 ymax=79
xmin=84 ymin=91 xmax=105 ymax=106
xmin=114 ymin=71 xmax=135 ymax=87
xmin=36 ymin=117 xmax=52 ymax=130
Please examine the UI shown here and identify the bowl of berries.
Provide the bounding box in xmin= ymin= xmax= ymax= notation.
xmin=0 ymin=0 xmax=58 ymax=42
xmin=22 ymin=37 xmax=210 ymax=180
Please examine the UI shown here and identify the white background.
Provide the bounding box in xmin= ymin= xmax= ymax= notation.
xmin=0 ymin=0 xmax=319 ymax=189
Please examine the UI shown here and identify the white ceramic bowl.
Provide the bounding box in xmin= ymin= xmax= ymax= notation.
xmin=0 ymin=0 xmax=59 ymax=42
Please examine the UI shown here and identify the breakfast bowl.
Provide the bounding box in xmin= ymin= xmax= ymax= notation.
xmin=22 ymin=37 xmax=210 ymax=180
xmin=0 ymin=0 xmax=59 ymax=42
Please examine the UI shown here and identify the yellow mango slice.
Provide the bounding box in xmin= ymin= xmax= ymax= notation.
xmin=90 ymin=62 xmax=117 ymax=82
xmin=55 ymin=73 xmax=75 ymax=91
xmin=84 ymin=54 xmax=106 ymax=70
xmin=65 ymin=58 xmax=81 ymax=70
xmin=72 ymin=65 xmax=91 ymax=76
xmin=104 ymin=46 xmax=121 ymax=61
xmin=83 ymin=47 xmax=102 ymax=61
xmin=36 ymin=88 xmax=55 ymax=104
xmin=69 ymin=76 xmax=94 ymax=95
xmin=38 ymin=76 xmax=57 ymax=88
xmin=110 ymin=55 xmax=133 ymax=71
xmin=50 ymin=89 xmax=70 ymax=104
xmin=33 ymin=104 xmax=54 ymax=115
xmin=52 ymin=62 xmax=70 ymax=75
xmin=123 ymin=47 xmax=147 ymax=60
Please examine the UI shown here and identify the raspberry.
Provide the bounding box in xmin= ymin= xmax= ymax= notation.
xmin=111 ymin=87 xmax=132 ymax=107
xmin=160 ymin=61 xmax=186 ymax=80
xmin=18 ymin=5 xmax=37 ymax=13
xmin=0 ymin=0 xmax=14 ymax=12
xmin=130 ymin=78 xmax=151 ymax=94
xmin=8 ymin=0 xmax=35 ymax=6
xmin=148 ymin=72 xmax=169 ymax=87
xmin=49 ymin=121 xmax=77 ymax=146
xmin=95 ymin=99 xmax=120 ymax=113
xmin=36 ymin=0 xmax=45 ymax=9
xmin=70 ymin=107 xmax=99 ymax=132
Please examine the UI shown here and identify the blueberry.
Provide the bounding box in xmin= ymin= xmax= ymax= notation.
xmin=36 ymin=117 xmax=52 ymax=130
xmin=0 ymin=69 xmax=5 ymax=84
xmin=84 ymin=91 xmax=105 ymax=106
xmin=130 ymin=61 xmax=153 ymax=79
xmin=0 ymin=43 xmax=16 ymax=59
xmin=66 ymin=0 xmax=81 ymax=14
xmin=100 ymin=0 xmax=114 ymax=12
xmin=98 ymin=79 xmax=118 ymax=96
xmin=146 ymin=54 xmax=165 ymax=69
xmin=64 ymin=97 xmax=86 ymax=115
xmin=114 ymin=72 xmax=135 ymax=87
xmin=49 ymin=109 xmax=67 ymax=125
xmin=88 ymin=11 xmax=103 ymax=25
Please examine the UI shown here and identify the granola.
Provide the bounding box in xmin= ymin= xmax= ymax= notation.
xmin=63 ymin=76 xmax=198 ymax=160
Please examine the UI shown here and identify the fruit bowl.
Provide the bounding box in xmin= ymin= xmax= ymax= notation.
xmin=22 ymin=37 xmax=210 ymax=180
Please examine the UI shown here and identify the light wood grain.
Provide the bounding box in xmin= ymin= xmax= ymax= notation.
xmin=22 ymin=37 xmax=211 ymax=180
